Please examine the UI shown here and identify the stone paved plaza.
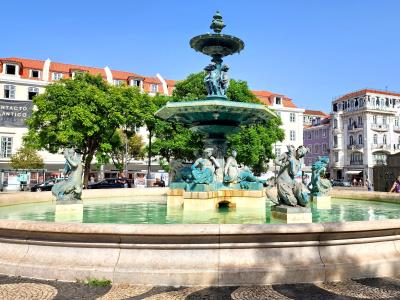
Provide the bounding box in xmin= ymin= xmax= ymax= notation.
xmin=1 ymin=275 xmax=400 ymax=299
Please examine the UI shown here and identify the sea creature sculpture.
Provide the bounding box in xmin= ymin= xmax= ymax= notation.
xmin=52 ymin=148 xmax=83 ymax=201
xmin=308 ymin=156 xmax=332 ymax=196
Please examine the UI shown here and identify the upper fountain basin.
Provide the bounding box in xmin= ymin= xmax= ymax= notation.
xmin=155 ymin=99 xmax=277 ymax=135
xmin=190 ymin=33 xmax=244 ymax=57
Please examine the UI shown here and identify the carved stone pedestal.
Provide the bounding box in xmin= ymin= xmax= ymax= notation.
xmin=55 ymin=200 xmax=83 ymax=223
xmin=311 ymin=195 xmax=331 ymax=210
xmin=271 ymin=205 xmax=312 ymax=224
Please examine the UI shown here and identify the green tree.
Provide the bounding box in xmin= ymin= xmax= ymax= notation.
xmin=10 ymin=146 xmax=44 ymax=169
xmin=97 ymin=128 xmax=145 ymax=173
xmin=25 ymin=73 xmax=142 ymax=186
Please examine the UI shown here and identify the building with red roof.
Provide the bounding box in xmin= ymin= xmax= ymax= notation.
xmin=252 ymin=89 xmax=305 ymax=169
xmin=330 ymin=88 xmax=400 ymax=186
xmin=0 ymin=57 xmax=176 ymax=184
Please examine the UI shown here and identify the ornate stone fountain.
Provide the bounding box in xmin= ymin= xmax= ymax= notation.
xmin=156 ymin=12 xmax=276 ymax=209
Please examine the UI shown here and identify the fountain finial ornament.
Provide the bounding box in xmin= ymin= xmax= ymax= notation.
xmin=190 ymin=11 xmax=244 ymax=99
xmin=210 ymin=11 xmax=225 ymax=33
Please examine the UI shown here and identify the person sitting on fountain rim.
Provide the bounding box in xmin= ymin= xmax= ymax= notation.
xmin=389 ymin=176 xmax=400 ymax=193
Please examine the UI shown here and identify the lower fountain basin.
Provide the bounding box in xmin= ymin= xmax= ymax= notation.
xmin=0 ymin=189 xmax=400 ymax=286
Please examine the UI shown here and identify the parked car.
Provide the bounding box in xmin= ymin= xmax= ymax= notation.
xmin=87 ymin=178 xmax=133 ymax=189
xmin=331 ymin=180 xmax=351 ymax=187
xmin=30 ymin=178 xmax=66 ymax=192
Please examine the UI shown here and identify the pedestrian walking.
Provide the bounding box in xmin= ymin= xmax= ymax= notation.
xmin=389 ymin=176 xmax=400 ymax=193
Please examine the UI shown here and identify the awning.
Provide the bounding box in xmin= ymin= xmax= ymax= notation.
xmin=345 ymin=170 xmax=363 ymax=175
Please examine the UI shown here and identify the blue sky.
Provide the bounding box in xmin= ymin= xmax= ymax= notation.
xmin=3 ymin=0 xmax=400 ymax=112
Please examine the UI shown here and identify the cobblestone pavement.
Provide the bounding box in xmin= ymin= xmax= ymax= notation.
xmin=0 ymin=275 xmax=400 ymax=299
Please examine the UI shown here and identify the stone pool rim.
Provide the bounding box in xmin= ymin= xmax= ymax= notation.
xmin=0 ymin=188 xmax=400 ymax=286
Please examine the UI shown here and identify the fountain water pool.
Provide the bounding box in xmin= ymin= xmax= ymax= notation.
xmin=0 ymin=197 xmax=399 ymax=224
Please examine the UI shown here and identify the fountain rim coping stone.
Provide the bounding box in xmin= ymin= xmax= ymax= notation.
xmin=0 ymin=212 xmax=400 ymax=236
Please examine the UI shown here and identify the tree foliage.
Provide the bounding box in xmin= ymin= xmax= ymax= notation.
xmin=97 ymin=128 xmax=145 ymax=172
xmin=10 ymin=146 xmax=44 ymax=169
xmin=25 ymin=73 xmax=143 ymax=186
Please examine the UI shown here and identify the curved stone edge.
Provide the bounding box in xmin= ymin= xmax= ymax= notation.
xmin=0 ymin=219 xmax=399 ymax=285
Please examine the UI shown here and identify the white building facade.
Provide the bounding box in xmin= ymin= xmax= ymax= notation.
xmin=253 ymin=90 xmax=305 ymax=172
xmin=0 ymin=57 xmax=174 ymax=179
xmin=330 ymin=89 xmax=400 ymax=183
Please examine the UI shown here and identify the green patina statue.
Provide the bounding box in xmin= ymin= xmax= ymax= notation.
xmin=275 ymin=145 xmax=309 ymax=207
xmin=191 ymin=148 xmax=220 ymax=184
xmin=210 ymin=11 xmax=225 ymax=33
xmin=308 ymin=156 xmax=332 ymax=196
xmin=223 ymin=149 xmax=239 ymax=183
xmin=52 ymin=148 xmax=83 ymax=201
xmin=237 ymin=167 xmax=265 ymax=190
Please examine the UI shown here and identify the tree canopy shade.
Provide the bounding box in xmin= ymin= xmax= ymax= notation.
xmin=25 ymin=73 xmax=144 ymax=186
xmin=163 ymin=71 xmax=284 ymax=174
xmin=10 ymin=146 xmax=44 ymax=169
xmin=96 ymin=128 xmax=145 ymax=173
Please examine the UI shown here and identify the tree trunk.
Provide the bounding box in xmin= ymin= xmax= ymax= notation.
xmin=147 ymin=129 xmax=152 ymax=179
xmin=83 ymin=153 xmax=93 ymax=188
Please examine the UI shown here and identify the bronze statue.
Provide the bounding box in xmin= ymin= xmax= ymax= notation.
xmin=275 ymin=145 xmax=309 ymax=206
xmin=52 ymin=148 xmax=83 ymax=201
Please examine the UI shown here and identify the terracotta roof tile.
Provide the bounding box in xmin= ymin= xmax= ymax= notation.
xmin=334 ymin=89 xmax=400 ymax=102
xmin=304 ymin=109 xmax=329 ymax=117
xmin=252 ymin=90 xmax=298 ymax=108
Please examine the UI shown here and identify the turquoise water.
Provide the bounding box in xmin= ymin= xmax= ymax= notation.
xmin=0 ymin=197 xmax=399 ymax=224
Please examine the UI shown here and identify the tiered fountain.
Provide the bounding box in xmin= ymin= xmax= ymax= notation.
xmin=156 ymin=12 xmax=276 ymax=210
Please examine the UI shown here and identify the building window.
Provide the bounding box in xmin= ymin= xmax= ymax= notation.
xmin=52 ymin=72 xmax=63 ymax=81
xmin=4 ymin=85 xmax=15 ymax=99
xmin=131 ymin=79 xmax=142 ymax=87
xmin=395 ymin=118 xmax=399 ymax=127
xmin=357 ymin=116 xmax=363 ymax=125
xmin=358 ymin=134 xmax=363 ymax=145
xmin=383 ymin=134 xmax=387 ymax=145
xmin=333 ymin=119 xmax=338 ymax=129
xmin=5 ymin=64 xmax=17 ymax=75
xmin=30 ymin=70 xmax=40 ymax=78
xmin=349 ymin=136 xmax=354 ymax=145
xmin=373 ymin=115 xmax=377 ymax=124
xmin=322 ymin=143 xmax=327 ymax=152
xmin=333 ymin=135 xmax=338 ymax=148
xmin=351 ymin=152 xmax=363 ymax=164
xmin=290 ymin=130 xmax=296 ymax=141
xmin=314 ymin=144 xmax=319 ymax=154
xmin=322 ymin=129 xmax=327 ymax=137
xmin=289 ymin=113 xmax=295 ymax=122
xmin=276 ymin=111 xmax=281 ymax=118
xmin=71 ymin=70 xmax=86 ymax=79
xmin=0 ymin=137 xmax=12 ymax=158
xmin=373 ymin=134 xmax=378 ymax=145
xmin=113 ymin=79 xmax=123 ymax=86
xmin=275 ymin=97 xmax=281 ymax=105
xmin=28 ymin=87 xmax=39 ymax=100
xmin=383 ymin=116 xmax=387 ymax=125
xmin=334 ymin=152 xmax=339 ymax=162
xmin=150 ymin=84 xmax=158 ymax=93
xmin=275 ymin=147 xmax=281 ymax=157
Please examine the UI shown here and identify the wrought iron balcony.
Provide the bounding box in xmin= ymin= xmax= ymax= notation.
xmin=347 ymin=144 xmax=363 ymax=150
xmin=371 ymin=144 xmax=391 ymax=151
xmin=371 ymin=124 xmax=389 ymax=132
xmin=349 ymin=160 xmax=363 ymax=165
xmin=347 ymin=124 xmax=363 ymax=132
